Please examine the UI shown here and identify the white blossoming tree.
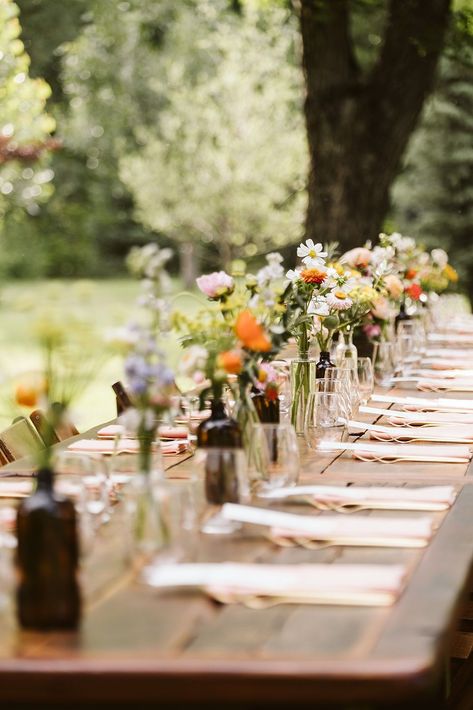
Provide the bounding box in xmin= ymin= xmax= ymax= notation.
xmin=119 ymin=0 xmax=307 ymax=279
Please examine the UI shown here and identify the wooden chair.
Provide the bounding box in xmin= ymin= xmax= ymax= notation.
xmin=29 ymin=407 xmax=79 ymax=444
xmin=0 ymin=417 xmax=45 ymax=462
xmin=112 ymin=381 xmax=133 ymax=416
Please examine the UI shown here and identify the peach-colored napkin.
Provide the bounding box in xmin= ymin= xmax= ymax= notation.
xmin=143 ymin=562 xmax=407 ymax=606
xmin=220 ymin=503 xmax=433 ymax=548
xmin=260 ymin=484 xmax=457 ymax=511
xmin=317 ymin=440 xmax=471 ymax=463
xmin=97 ymin=424 xmax=189 ymax=440
xmin=68 ymin=438 xmax=187 ymax=455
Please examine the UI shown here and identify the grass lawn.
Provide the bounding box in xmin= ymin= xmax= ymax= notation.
xmin=0 ymin=279 xmax=200 ymax=432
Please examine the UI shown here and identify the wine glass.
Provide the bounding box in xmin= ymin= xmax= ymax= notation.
xmin=357 ymin=357 xmax=374 ymax=404
xmin=372 ymin=342 xmax=396 ymax=387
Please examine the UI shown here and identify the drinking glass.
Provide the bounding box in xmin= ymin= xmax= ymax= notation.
xmin=357 ymin=357 xmax=374 ymax=404
xmin=327 ymin=364 xmax=360 ymax=410
xmin=193 ymin=448 xmax=249 ymax=534
xmin=396 ymin=332 xmax=417 ymax=374
xmin=249 ymin=423 xmax=299 ymax=492
xmin=372 ymin=341 xmax=396 ymax=387
xmin=312 ymin=377 xmax=352 ymax=421
xmin=304 ymin=391 xmax=347 ymax=451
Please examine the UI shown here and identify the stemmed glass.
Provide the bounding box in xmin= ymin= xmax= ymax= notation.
xmin=357 ymin=357 xmax=374 ymax=404
xmin=372 ymin=342 xmax=396 ymax=387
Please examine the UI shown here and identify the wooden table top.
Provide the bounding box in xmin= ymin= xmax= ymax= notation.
xmin=0 ymin=389 xmax=473 ymax=707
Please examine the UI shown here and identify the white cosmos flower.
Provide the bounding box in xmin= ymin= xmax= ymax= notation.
xmin=308 ymin=296 xmax=329 ymax=316
xmin=297 ymin=239 xmax=327 ymax=268
xmin=286 ymin=268 xmax=302 ymax=282
xmin=431 ymin=248 xmax=448 ymax=268
xmin=326 ymin=290 xmax=353 ymax=310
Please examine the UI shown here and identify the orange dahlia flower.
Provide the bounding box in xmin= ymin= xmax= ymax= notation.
xmin=300 ymin=268 xmax=326 ymax=284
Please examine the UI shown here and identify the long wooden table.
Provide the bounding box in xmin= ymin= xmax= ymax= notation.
xmin=1 ymin=390 xmax=473 ymax=708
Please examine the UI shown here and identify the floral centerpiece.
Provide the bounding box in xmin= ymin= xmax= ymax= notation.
xmin=175 ymin=256 xmax=290 ymax=450
xmin=283 ymin=240 xmax=371 ymax=430
xmin=112 ymin=243 xmax=177 ymax=557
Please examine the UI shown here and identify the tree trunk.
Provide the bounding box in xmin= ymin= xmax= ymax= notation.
xmin=300 ymin=0 xmax=452 ymax=251
xmin=180 ymin=241 xmax=199 ymax=289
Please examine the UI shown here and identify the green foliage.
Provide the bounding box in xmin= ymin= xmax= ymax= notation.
xmin=392 ymin=8 xmax=473 ymax=291
xmin=0 ymin=0 xmax=55 ymax=217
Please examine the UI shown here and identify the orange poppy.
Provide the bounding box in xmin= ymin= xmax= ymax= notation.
xmin=217 ymin=350 xmax=243 ymax=375
xmin=235 ymin=311 xmax=271 ymax=352
xmin=405 ymin=268 xmax=418 ymax=280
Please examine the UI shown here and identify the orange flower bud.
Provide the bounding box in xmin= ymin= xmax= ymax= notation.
xmin=15 ymin=376 xmax=47 ymax=408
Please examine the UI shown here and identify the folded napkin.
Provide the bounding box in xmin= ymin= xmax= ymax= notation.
xmin=347 ymin=420 xmax=473 ymax=444
xmin=412 ymin=369 xmax=473 ymax=379
xmin=97 ymin=424 xmax=189 ymax=440
xmin=372 ymin=393 xmax=473 ymax=413
xmin=68 ymin=438 xmax=187 ymax=456
xmin=425 ymin=348 xmax=473 ymax=359
xmin=429 ymin=333 xmax=473 ymax=345
xmin=417 ymin=379 xmax=473 ymax=393
xmin=317 ymin=440 xmax=471 ymax=463
xmin=143 ymin=562 xmax=407 ymax=606
xmin=422 ymin=359 xmax=473 ymax=371
xmin=0 ymin=479 xmax=32 ymax=498
xmin=175 ymin=410 xmax=210 ymax=424
xmin=259 ymin=484 xmax=457 ymax=511
xmin=220 ymin=503 xmax=433 ymax=548
xmin=360 ymin=405 xmax=473 ymax=426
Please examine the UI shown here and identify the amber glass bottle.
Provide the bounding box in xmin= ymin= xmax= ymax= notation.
xmin=251 ymin=389 xmax=280 ymax=423
xmin=16 ymin=467 xmax=81 ymax=630
xmin=196 ymin=398 xmax=242 ymax=448
xmin=315 ymin=351 xmax=335 ymax=379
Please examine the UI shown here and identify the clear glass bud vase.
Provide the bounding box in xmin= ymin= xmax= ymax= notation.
xmin=335 ymin=328 xmax=358 ymax=367
xmin=127 ymin=444 xmax=168 ymax=564
xmin=290 ymin=357 xmax=316 ymax=436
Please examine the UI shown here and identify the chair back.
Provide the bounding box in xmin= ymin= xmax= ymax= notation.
xmin=0 ymin=417 xmax=45 ymax=462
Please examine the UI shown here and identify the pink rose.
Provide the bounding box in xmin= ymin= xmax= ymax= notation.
xmin=384 ymin=274 xmax=403 ymax=300
xmin=196 ymin=271 xmax=234 ymax=299
xmin=371 ymin=296 xmax=390 ymax=320
xmin=341 ymin=247 xmax=372 ymax=269
xmin=363 ymin=323 xmax=381 ymax=339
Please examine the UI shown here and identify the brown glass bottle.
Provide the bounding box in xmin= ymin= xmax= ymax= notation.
xmin=16 ymin=467 xmax=81 ymax=630
xmin=251 ymin=389 xmax=280 ymax=423
xmin=196 ymin=398 xmax=242 ymax=448
xmin=315 ymin=351 xmax=335 ymax=379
